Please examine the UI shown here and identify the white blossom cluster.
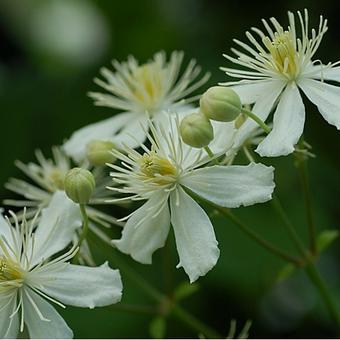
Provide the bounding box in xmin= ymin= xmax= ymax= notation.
xmin=1 ymin=9 xmax=339 ymax=338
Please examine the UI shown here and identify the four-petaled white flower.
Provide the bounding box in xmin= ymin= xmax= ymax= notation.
xmin=221 ymin=9 xmax=340 ymax=157
xmin=0 ymin=191 xmax=122 ymax=339
xmin=108 ymin=115 xmax=275 ymax=282
xmin=63 ymin=51 xmax=210 ymax=163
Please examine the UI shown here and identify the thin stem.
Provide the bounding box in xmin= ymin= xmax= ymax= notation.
xmin=72 ymin=204 xmax=90 ymax=263
xmin=108 ymin=303 xmax=158 ymax=315
xmin=215 ymin=206 xmax=303 ymax=266
xmin=241 ymin=108 xmax=271 ymax=134
xmin=295 ymin=156 xmax=317 ymax=254
xmin=271 ymin=195 xmax=310 ymax=259
xmin=204 ymin=146 xmax=218 ymax=165
xmin=77 ymin=204 xmax=89 ymax=250
xmin=305 ymin=264 xmax=340 ymax=328
xmin=88 ymin=231 xmax=222 ymax=338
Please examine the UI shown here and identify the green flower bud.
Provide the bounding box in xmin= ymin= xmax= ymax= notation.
xmin=64 ymin=168 xmax=95 ymax=204
xmin=180 ymin=113 xmax=214 ymax=148
xmin=200 ymin=86 xmax=242 ymax=122
xmin=86 ymin=140 xmax=116 ymax=166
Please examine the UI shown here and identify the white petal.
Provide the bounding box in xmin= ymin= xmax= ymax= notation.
xmin=31 ymin=191 xmax=82 ymax=266
xmin=303 ymin=64 xmax=340 ymax=82
xmin=23 ymin=287 xmax=73 ymax=339
xmin=181 ymin=163 xmax=275 ymax=208
xmin=299 ymin=78 xmax=340 ymax=129
xmin=33 ymin=262 xmax=122 ymax=308
xmin=209 ymin=120 xmax=237 ymax=155
xmin=233 ymin=80 xmax=286 ymax=150
xmin=112 ymin=113 xmax=148 ymax=149
xmin=170 ymin=187 xmax=219 ymax=283
xmin=63 ymin=112 xmax=137 ymax=162
xmin=113 ymin=191 xmax=170 ymax=264
xmin=256 ymin=83 xmax=305 ymax=157
xmin=0 ymin=293 xmax=19 ymax=339
xmin=231 ymin=80 xmax=281 ymax=104
xmin=0 ymin=214 xmax=14 ymax=251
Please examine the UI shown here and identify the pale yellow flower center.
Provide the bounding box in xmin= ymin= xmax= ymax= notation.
xmin=139 ymin=151 xmax=177 ymax=185
xmin=263 ymin=31 xmax=298 ymax=78
xmin=131 ymin=62 xmax=166 ymax=112
xmin=0 ymin=257 xmax=24 ymax=285
xmin=44 ymin=168 xmax=66 ymax=191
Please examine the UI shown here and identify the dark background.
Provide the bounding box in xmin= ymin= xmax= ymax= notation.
xmin=0 ymin=0 xmax=339 ymax=338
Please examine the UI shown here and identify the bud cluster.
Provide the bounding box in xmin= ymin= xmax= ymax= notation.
xmin=180 ymin=86 xmax=242 ymax=148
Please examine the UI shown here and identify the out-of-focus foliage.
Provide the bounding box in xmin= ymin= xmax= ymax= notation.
xmin=0 ymin=0 xmax=339 ymax=338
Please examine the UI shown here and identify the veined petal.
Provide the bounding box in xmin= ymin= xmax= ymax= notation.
xmin=303 ymin=64 xmax=340 ymax=82
xmin=256 ymin=83 xmax=305 ymax=157
xmin=31 ymin=191 xmax=82 ymax=266
xmin=181 ymin=163 xmax=274 ymax=208
xmin=63 ymin=112 xmax=137 ymax=162
xmin=209 ymin=120 xmax=236 ymax=155
xmin=229 ymin=80 xmax=279 ymax=104
xmin=233 ymin=80 xmax=286 ymax=150
xmin=299 ymin=78 xmax=340 ymax=129
xmin=170 ymin=187 xmax=219 ymax=283
xmin=33 ymin=262 xmax=122 ymax=309
xmin=112 ymin=113 xmax=148 ymax=149
xmin=0 ymin=293 xmax=19 ymax=339
xmin=23 ymin=287 xmax=73 ymax=339
xmin=112 ymin=191 xmax=171 ymax=264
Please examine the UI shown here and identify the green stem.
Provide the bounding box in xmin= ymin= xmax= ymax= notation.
xmin=305 ymin=264 xmax=340 ymax=328
xmin=77 ymin=204 xmax=89 ymax=250
xmin=271 ymin=195 xmax=309 ymax=259
xmin=204 ymin=146 xmax=218 ymax=165
xmin=295 ymin=157 xmax=317 ymax=255
xmin=215 ymin=206 xmax=303 ymax=266
xmin=241 ymin=108 xmax=271 ymax=134
xmin=88 ymin=232 xmax=221 ymax=338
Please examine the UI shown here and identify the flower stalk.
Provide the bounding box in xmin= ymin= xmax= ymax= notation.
xmin=241 ymin=108 xmax=271 ymax=134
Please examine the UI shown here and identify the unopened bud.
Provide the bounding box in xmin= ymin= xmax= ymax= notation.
xmin=180 ymin=113 xmax=214 ymax=148
xmin=200 ymin=86 xmax=241 ymax=122
xmin=86 ymin=140 xmax=116 ymax=166
xmin=64 ymin=168 xmax=95 ymax=204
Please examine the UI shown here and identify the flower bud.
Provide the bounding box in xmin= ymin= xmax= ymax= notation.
xmin=86 ymin=140 xmax=116 ymax=166
xmin=200 ymin=86 xmax=241 ymax=122
xmin=64 ymin=168 xmax=95 ymax=204
xmin=180 ymin=113 xmax=214 ymax=148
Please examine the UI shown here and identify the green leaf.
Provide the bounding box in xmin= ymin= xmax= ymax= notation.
xmin=173 ymin=282 xmax=200 ymax=301
xmin=317 ymin=229 xmax=339 ymax=253
xmin=149 ymin=317 xmax=166 ymax=339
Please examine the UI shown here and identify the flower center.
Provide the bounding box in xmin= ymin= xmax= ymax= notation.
xmin=131 ymin=62 xmax=166 ymax=113
xmin=0 ymin=257 xmax=24 ymax=284
xmin=44 ymin=168 xmax=66 ymax=191
xmin=139 ymin=151 xmax=177 ymax=185
xmin=263 ymin=31 xmax=299 ymax=78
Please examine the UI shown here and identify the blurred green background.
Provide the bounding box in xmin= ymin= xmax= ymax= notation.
xmin=0 ymin=0 xmax=339 ymax=338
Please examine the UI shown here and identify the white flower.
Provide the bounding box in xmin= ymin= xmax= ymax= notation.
xmin=63 ymin=51 xmax=210 ymax=162
xmin=221 ymin=9 xmax=340 ymax=157
xmin=108 ymin=115 xmax=275 ymax=282
xmin=4 ymin=147 xmax=122 ymax=263
xmin=0 ymin=191 xmax=122 ymax=339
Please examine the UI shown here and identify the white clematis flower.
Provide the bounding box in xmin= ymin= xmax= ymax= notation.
xmin=4 ymin=147 xmax=122 ymax=264
xmin=221 ymin=9 xmax=340 ymax=157
xmin=0 ymin=191 xmax=122 ymax=339
xmin=108 ymin=115 xmax=275 ymax=282
xmin=63 ymin=51 xmax=209 ymax=162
